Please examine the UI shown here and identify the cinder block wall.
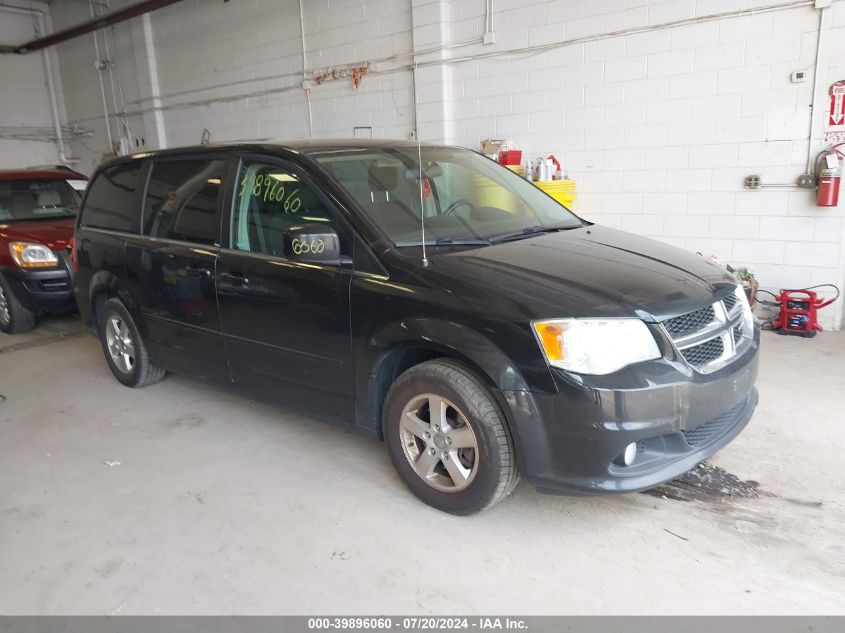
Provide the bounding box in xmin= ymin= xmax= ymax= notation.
xmin=39 ymin=0 xmax=845 ymax=328
xmin=0 ymin=0 xmax=68 ymax=168
xmin=442 ymin=0 xmax=845 ymax=330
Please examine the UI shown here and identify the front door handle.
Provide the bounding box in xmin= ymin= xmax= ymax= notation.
xmin=187 ymin=264 xmax=212 ymax=278
xmin=220 ymin=270 xmax=249 ymax=285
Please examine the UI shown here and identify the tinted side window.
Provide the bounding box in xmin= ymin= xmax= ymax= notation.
xmin=232 ymin=160 xmax=347 ymax=257
xmin=80 ymin=162 xmax=142 ymax=232
xmin=143 ymin=159 xmax=227 ymax=245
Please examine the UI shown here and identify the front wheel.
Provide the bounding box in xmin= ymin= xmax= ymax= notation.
xmin=383 ymin=359 xmax=519 ymax=515
xmin=0 ymin=274 xmax=36 ymax=334
xmin=98 ymin=298 xmax=165 ymax=388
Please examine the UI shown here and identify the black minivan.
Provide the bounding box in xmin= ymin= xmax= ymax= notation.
xmin=73 ymin=141 xmax=759 ymax=514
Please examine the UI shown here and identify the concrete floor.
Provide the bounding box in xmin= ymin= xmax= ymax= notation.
xmin=1 ymin=315 xmax=844 ymax=615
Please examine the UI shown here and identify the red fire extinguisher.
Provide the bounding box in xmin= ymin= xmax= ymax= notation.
xmin=817 ymin=147 xmax=842 ymax=207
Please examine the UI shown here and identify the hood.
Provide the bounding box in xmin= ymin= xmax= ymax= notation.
xmin=0 ymin=218 xmax=75 ymax=251
xmin=429 ymin=225 xmax=735 ymax=321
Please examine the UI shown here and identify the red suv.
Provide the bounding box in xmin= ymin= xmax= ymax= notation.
xmin=0 ymin=167 xmax=87 ymax=333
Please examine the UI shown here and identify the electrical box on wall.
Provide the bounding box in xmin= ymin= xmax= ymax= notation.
xmin=745 ymin=175 xmax=762 ymax=190
xmin=798 ymin=173 xmax=816 ymax=188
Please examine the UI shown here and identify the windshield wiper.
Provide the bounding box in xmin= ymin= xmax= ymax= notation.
xmin=489 ymin=225 xmax=574 ymax=244
xmin=394 ymin=237 xmax=491 ymax=247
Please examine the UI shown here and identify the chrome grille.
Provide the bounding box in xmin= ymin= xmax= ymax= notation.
xmin=663 ymin=305 xmax=715 ymax=338
xmin=681 ymin=337 xmax=724 ymax=365
xmin=660 ymin=289 xmax=749 ymax=373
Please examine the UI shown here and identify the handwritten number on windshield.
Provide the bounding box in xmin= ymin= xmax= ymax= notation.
xmin=241 ymin=174 xmax=302 ymax=214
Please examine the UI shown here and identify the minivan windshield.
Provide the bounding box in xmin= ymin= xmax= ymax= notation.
xmin=312 ymin=146 xmax=583 ymax=245
xmin=0 ymin=179 xmax=82 ymax=222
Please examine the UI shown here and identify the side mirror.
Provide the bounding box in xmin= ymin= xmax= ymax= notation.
xmin=283 ymin=224 xmax=345 ymax=265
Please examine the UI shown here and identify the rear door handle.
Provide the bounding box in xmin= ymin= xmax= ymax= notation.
xmin=220 ymin=271 xmax=249 ymax=285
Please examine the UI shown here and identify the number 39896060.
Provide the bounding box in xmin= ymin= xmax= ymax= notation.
xmin=242 ymin=174 xmax=302 ymax=213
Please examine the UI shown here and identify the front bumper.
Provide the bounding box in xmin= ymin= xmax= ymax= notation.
xmin=500 ymin=327 xmax=760 ymax=495
xmin=0 ymin=251 xmax=75 ymax=313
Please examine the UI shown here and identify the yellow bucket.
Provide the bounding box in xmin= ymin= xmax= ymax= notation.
xmin=533 ymin=179 xmax=577 ymax=207
xmin=472 ymin=175 xmax=519 ymax=212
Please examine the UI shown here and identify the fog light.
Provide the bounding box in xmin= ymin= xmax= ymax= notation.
xmin=622 ymin=442 xmax=637 ymax=466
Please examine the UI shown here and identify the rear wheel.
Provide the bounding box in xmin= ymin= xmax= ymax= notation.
xmin=383 ymin=359 xmax=518 ymax=515
xmin=0 ymin=274 xmax=36 ymax=334
xmin=98 ymin=298 xmax=165 ymax=388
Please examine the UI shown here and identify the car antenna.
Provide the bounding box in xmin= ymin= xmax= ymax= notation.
xmin=414 ymin=61 xmax=429 ymax=267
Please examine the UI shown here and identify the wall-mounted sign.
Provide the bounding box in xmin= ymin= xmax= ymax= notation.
xmin=829 ymin=80 xmax=845 ymax=127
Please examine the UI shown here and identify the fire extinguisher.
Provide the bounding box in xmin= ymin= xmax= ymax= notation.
xmin=816 ymin=146 xmax=842 ymax=207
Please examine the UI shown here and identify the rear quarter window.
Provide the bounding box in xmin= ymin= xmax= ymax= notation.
xmin=79 ymin=162 xmax=143 ymax=232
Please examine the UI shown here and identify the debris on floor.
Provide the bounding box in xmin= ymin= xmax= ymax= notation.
xmin=663 ymin=528 xmax=689 ymax=541
xmin=103 ymin=461 xmax=122 ymax=468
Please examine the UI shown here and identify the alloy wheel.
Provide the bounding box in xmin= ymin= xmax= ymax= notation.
xmin=105 ymin=316 xmax=135 ymax=374
xmin=399 ymin=393 xmax=479 ymax=492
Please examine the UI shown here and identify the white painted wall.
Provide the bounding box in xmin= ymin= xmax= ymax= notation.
xmin=46 ymin=0 xmax=845 ymax=328
xmin=49 ymin=0 xmax=416 ymax=171
xmin=443 ymin=0 xmax=845 ymax=330
xmin=0 ymin=0 xmax=68 ymax=168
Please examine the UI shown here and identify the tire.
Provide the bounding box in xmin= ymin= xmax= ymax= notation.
xmin=98 ymin=298 xmax=165 ymax=388
xmin=383 ymin=359 xmax=519 ymax=515
xmin=0 ymin=273 xmax=36 ymax=334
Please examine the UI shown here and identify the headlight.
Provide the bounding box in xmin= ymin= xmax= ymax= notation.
xmin=532 ymin=318 xmax=661 ymax=375
xmin=9 ymin=242 xmax=58 ymax=268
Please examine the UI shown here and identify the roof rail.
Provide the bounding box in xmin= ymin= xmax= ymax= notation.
xmin=27 ymin=165 xmax=76 ymax=172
